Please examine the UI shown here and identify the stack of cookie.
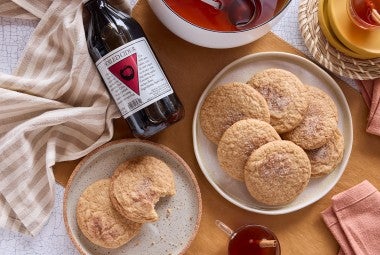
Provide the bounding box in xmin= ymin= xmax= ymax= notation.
xmin=76 ymin=156 xmax=176 ymax=249
xmin=200 ymin=68 xmax=344 ymax=207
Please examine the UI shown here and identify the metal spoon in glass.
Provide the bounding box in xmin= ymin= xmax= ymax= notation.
xmin=201 ymin=0 xmax=257 ymax=28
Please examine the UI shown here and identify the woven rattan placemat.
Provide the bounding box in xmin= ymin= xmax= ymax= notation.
xmin=298 ymin=0 xmax=380 ymax=80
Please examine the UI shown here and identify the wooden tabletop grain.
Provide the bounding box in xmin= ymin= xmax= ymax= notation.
xmin=53 ymin=1 xmax=380 ymax=254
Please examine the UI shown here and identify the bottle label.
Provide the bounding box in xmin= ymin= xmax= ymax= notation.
xmin=96 ymin=37 xmax=174 ymax=118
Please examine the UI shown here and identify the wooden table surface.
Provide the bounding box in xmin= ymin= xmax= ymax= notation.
xmin=53 ymin=1 xmax=380 ymax=254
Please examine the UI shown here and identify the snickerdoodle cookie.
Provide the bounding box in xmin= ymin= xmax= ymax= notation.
xmin=217 ymin=119 xmax=281 ymax=181
xmin=305 ymin=129 xmax=344 ymax=178
xmin=247 ymin=68 xmax=309 ymax=133
xmin=110 ymin=156 xmax=175 ymax=223
xmin=282 ymin=86 xmax=338 ymax=150
xmin=200 ymin=82 xmax=270 ymax=144
xmin=76 ymin=179 xmax=142 ymax=249
xmin=244 ymin=140 xmax=311 ymax=206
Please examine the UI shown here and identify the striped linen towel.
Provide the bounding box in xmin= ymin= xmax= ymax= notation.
xmin=0 ymin=0 xmax=132 ymax=236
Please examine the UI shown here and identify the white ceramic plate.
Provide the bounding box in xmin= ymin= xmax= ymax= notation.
xmin=64 ymin=139 xmax=202 ymax=255
xmin=192 ymin=52 xmax=353 ymax=215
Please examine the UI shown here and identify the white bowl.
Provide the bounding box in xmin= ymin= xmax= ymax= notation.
xmin=147 ymin=0 xmax=292 ymax=48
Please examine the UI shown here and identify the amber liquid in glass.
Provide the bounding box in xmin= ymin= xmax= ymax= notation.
xmin=228 ymin=226 xmax=278 ymax=255
xmin=163 ymin=0 xmax=287 ymax=31
xmin=85 ymin=0 xmax=184 ymax=138
xmin=351 ymin=0 xmax=380 ymax=25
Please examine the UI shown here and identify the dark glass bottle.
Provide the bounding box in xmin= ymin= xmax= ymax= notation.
xmin=84 ymin=0 xmax=184 ymax=138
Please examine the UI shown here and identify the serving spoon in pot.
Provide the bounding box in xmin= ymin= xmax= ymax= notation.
xmin=200 ymin=0 xmax=257 ymax=28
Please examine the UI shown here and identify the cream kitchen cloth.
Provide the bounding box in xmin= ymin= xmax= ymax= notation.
xmin=0 ymin=0 xmax=132 ymax=236
xmin=0 ymin=0 xmax=49 ymax=20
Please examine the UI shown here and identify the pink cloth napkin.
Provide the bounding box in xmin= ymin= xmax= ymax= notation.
xmin=357 ymin=79 xmax=380 ymax=136
xmin=321 ymin=180 xmax=380 ymax=255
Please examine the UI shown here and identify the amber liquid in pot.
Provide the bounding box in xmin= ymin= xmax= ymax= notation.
xmin=163 ymin=0 xmax=287 ymax=31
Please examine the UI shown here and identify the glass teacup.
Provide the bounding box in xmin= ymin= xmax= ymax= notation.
xmin=216 ymin=220 xmax=281 ymax=255
xmin=347 ymin=0 xmax=380 ymax=30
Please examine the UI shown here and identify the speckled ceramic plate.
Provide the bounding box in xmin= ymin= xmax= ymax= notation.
xmin=64 ymin=139 xmax=202 ymax=255
xmin=192 ymin=52 xmax=353 ymax=215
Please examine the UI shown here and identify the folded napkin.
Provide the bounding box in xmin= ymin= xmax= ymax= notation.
xmin=321 ymin=180 xmax=380 ymax=255
xmin=0 ymin=0 xmax=131 ymax=236
xmin=357 ymin=79 xmax=380 ymax=136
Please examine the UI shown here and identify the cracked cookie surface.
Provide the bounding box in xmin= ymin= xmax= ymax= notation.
xmin=200 ymin=82 xmax=270 ymax=144
xmin=217 ymin=119 xmax=281 ymax=181
xmin=76 ymin=179 xmax=142 ymax=249
xmin=305 ymin=129 xmax=344 ymax=178
xmin=282 ymin=86 xmax=338 ymax=150
xmin=247 ymin=68 xmax=309 ymax=133
xmin=110 ymin=156 xmax=176 ymax=223
xmin=244 ymin=140 xmax=311 ymax=206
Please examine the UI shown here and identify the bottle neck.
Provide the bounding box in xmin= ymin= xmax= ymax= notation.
xmin=84 ymin=0 xmax=107 ymax=12
xmin=85 ymin=0 xmax=132 ymax=17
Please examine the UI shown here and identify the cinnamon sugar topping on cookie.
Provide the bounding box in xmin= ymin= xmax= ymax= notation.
xmin=217 ymin=119 xmax=280 ymax=181
xmin=110 ymin=156 xmax=176 ymax=223
xmin=282 ymin=86 xmax=338 ymax=150
xmin=248 ymin=68 xmax=309 ymax=134
xmin=76 ymin=179 xmax=142 ymax=249
xmin=200 ymin=82 xmax=270 ymax=144
xmin=244 ymin=140 xmax=311 ymax=206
